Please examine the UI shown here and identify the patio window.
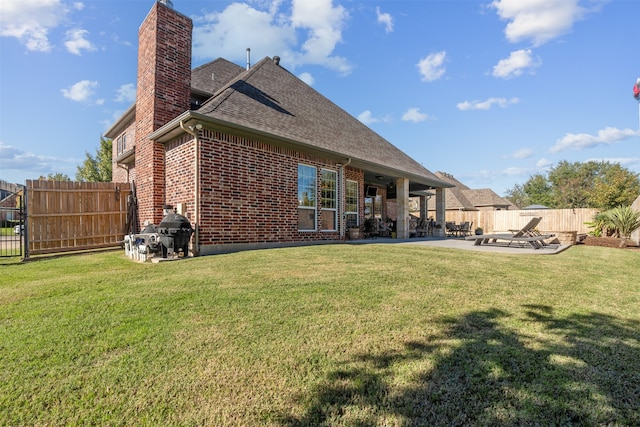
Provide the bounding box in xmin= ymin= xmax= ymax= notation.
xmin=345 ymin=180 xmax=358 ymax=228
xmin=320 ymin=169 xmax=337 ymax=231
xmin=298 ymin=164 xmax=316 ymax=231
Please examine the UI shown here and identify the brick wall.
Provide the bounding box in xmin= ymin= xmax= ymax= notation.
xmin=111 ymin=121 xmax=136 ymax=183
xmin=134 ymin=2 xmax=192 ymax=225
xmin=165 ymin=135 xmax=195 ymax=221
xmin=162 ymin=129 xmax=366 ymax=248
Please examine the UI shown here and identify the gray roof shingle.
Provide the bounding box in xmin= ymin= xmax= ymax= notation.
xmin=191 ymin=57 xmax=449 ymax=188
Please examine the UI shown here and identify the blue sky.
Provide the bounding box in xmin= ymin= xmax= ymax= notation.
xmin=1 ymin=0 xmax=639 ymax=195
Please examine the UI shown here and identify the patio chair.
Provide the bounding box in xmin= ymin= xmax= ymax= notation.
xmin=509 ymin=217 xmax=542 ymax=238
xmin=445 ymin=221 xmax=458 ymax=237
xmin=415 ymin=219 xmax=426 ymax=237
xmin=458 ymin=221 xmax=471 ymax=237
xmin=464 ymin=217 xmax=555 ymax=249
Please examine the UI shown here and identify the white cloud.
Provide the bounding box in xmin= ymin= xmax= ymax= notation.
xmin=491 ymin=0 xmax=589 ymax=46
xmin=492 ymin=49 xmax=539 ymax=79
xmin=115 ymin=83 xmax=136 ymax=103
xmin=64 ymin=28 xmax=95 ymax=55
xmin=402 ymin=107 xmax=429 ymax=123
xmin=0 ymin=0 xmax=68 ymax=52
xmin=298 ymin=72 xmax=314 ymax=86
xmin=358 ymin=110 xmax=379 ymax=125
xmin=536 ymin=158 xmax=553 ymax=168
xmin=357 ymin=110 xmax=392 ymax=125
xmin=457 ymin=97 xmax=519 ymax=111
xmin=502 ymin=166 xmax=527 ymax=176
xmin=550 ymin=127 xmax=640 ymax=152
xmin=61 ymin=80 xmax=98 ymax=102
xmin=193 ymin=0 xmax=351 ymax=75
xmin=376 ymin=7 xmax=393 ymax=33
xmin=509 ymin=148 xmax=534 ymax=159
xmin=417 ymin=51 xmax=447 ymax=82
xmin=0 ymin=141 xmax=78 ymax=176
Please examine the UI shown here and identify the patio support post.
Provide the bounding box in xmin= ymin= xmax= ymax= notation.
xmin=435 ymin=187 xmax=446 ymax=237
xmin=419 ymin=195 xmax=429 ymax=222
xmin=396 ymin=177 xmax=410 ymax=239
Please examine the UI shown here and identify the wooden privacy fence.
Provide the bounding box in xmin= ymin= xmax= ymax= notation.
xmin=26 ymin=180 xmax=131 ymax=256
xmin=442 ymin=208 xmax=599 ymax=235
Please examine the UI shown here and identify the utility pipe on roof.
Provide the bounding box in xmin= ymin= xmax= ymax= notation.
xmin=180 ymin=120 xmax=202 ymax=256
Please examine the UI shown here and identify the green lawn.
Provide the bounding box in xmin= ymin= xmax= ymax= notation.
xmin=1 ymin=244 xmax=638 ymax=426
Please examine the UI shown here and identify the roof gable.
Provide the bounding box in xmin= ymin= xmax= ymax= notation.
xmin=191 ymin=58 xmax=245 ymax=96
xmin=193 ymin=57 xmax=447 ymax=187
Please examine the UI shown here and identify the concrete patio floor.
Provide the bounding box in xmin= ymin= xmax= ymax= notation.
xmin=348 ymin=236 xmax=570 ymax=255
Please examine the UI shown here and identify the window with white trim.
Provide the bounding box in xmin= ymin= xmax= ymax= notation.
xmin=298 ymin=164 xmax=316 ymax=230
xmin=320 ymin=169 xmax=337 ymax=231
xmin=345 ymin=180 xmax=358 ymax=229
xmin=117 ymin=132 xmax=127 ymax=155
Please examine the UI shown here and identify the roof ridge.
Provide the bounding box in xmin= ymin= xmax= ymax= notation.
xmin=197 ymin=57 xmax=274 ymax=113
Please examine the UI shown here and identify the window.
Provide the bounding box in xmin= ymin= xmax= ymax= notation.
xmin=320 ymin=169 xmax=337 ymax=231
xmin=117 ymin=132 xmax=127 ymax=155
xmin=345 ymin=180 xmax=358 ymax=228
xmin=298 ymin=164 xmax=316 ymax=230
xmin=364 ymin=195 xmax=383 ymax=220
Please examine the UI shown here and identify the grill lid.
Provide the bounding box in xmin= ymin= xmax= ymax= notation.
xmin=158 ymin=213 xmax=192 ymax=232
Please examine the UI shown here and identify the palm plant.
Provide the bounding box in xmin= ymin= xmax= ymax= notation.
xmin=585 ymin=212 xmax=609 ymax=237
xmin=603 ymin=206 xmax=640 ymax=247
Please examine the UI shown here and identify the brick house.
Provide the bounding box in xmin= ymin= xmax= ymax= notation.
xmin=106 ymin=0 xmax=451 ymax=256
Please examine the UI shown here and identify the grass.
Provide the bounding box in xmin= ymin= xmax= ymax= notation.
xmin=1 ymin=244 xmax=639 ymax=426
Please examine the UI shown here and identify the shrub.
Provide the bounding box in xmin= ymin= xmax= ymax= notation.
xmin=602 ymin=206 xmax=640 ymax=247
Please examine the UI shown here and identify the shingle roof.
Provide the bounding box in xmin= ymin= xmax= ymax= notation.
xmin=189 ymin=57 xmax=449 ymax=188
xmin=435 ymin=171 xmax=515 ymax=210
xmin=191 ymin=58 xmax=245 ymax=95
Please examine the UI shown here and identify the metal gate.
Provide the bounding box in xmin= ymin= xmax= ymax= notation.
xmin=0 ymin=192 xmax=25 ymax=258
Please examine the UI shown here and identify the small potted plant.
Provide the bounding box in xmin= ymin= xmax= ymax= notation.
xmin=475 ymin=227 xmax=483 ymax=235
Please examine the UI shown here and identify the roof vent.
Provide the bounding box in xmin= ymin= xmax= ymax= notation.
xmin=158 ymin=0 xmax=173 ymax=8
xmin=273 ymin=56 xmax=280 ymax=66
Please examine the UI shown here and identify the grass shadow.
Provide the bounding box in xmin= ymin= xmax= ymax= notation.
xmin=281 ymin=308 xmax=640 ymax=426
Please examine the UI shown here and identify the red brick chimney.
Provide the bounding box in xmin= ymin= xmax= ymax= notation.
xmin=135 ymin=0 xmax=192 ymax=225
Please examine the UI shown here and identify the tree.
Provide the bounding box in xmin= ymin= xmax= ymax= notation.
xmin=547 ymin=161 xmax=594 ymax=208
xmin=590 ymin=163 xmax=640 ymax=210
xmin=76 ymin=136 xmax=112 ymax=182
xmin=503 ymin=183 xmax=528 ymax=209
xmin=504 ymin=161 xmax=640 ymax=210
xmin=38 ymin=173 xmax=71 ymax=181
xmin=522 ymin=173 xmax=554 ymax=207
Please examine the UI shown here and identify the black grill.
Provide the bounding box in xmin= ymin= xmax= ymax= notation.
xmin=157 ymin=212 xmax=193 ymax=257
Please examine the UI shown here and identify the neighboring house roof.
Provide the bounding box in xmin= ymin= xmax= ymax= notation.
xmin=435 ymin=172 xmax=515 ymax=210
xmin=150 ymin=56 xmax=452 ymax=190
xmin=523 ymin=204 xmax=549 ymax=210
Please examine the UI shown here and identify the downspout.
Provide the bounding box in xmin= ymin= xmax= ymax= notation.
xmin=180 ymin=120 xmax=201 ymax=256
xmin=117 ymin=164 xmax=130 ymax=182
xmin=337 ymin=158 xmax=352 ymax=239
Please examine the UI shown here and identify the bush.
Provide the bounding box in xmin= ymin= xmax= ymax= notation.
xmin=591 ymin=206 xmax=640 ymax=247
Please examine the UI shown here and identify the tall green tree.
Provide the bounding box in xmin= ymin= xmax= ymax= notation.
xmin=590 ymin=163 xmax=640 ymax=210
xmin=523 ymin=174 xmax=554 ymax=207
xmin=504 ymin=161 xmax=640 ymax=209
xmin=547 ymin=161 xmax=594 ymax=208
xmin=503 ymin=183 xmax=528 ymax=209
xmin=76 ymin=136 xmax=112 ymax=182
